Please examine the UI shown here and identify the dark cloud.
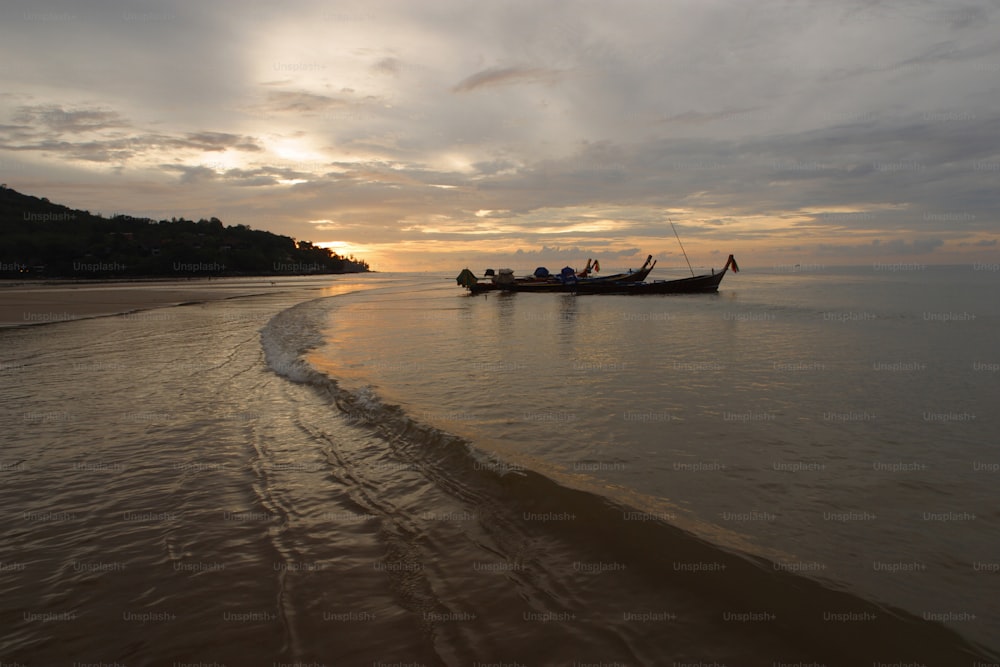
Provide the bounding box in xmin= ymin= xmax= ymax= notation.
xmin=0 ymin=137 xmax=136 ymax=163
xmin=161 ymin=164 xmax=312 ymax=187
xmin=223 ymin=166 xmax=312 ymax=186
xmin=162 ymin=164 xmax=217 ymax=185
xmin=0 ymin=103 xmax=262 ymax=164
xmin=173 ymin=132 xmax=262 ymax=153
xmin=1 ymin=131 xmax=261 ymax=162
xmin=13 ymin=105 xmax=128 ymax=133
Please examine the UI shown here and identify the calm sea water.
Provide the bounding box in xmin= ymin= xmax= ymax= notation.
xmin=1 ymin=266 xmax=998 ymax=666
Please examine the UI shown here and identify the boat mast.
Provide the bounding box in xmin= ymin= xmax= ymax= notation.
xmin=670 ymin=220 xmax=695 ymax=276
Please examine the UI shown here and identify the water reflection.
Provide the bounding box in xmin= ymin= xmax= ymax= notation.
xmin=556 ymin=294 xmax=578 ymax=347
xmin=495 ymin=292 xmax=517 ymax=335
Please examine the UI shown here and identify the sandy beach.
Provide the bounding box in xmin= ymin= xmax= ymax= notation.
xmin=0 ymin=278 xmax=285 ymax=327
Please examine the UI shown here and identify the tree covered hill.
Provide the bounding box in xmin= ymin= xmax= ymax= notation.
xmin=0 ymin=185 xmax=369 ymax=277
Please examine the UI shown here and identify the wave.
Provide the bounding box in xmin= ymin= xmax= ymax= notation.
xmin=260 ymin=297 xmax=999 ymax=665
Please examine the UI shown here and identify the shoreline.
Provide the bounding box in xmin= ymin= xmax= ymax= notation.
xmin=0 ymin=272 xmax=371 ymax=288
xmin=0 ymin=278 xmax=298 ymax=328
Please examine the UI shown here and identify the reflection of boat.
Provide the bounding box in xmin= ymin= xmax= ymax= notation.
xmin=457 ymin=255 xmax=657 ymax=294
xmin=458 ymin=255 xmax=738 ymax=295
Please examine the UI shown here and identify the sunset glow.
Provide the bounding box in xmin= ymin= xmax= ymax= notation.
xmin=2 ymin=1 xmax=997 ymax=271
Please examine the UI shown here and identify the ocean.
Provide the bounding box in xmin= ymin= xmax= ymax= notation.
xmin=1 ymin=265 xmax=998 ymax=666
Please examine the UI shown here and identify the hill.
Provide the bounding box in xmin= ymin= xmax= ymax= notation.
xmin=0 ymin=185 xmax=369 ymax=277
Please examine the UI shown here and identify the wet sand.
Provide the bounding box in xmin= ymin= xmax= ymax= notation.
xmin=0 ymin=279 xmax=282 ymax=327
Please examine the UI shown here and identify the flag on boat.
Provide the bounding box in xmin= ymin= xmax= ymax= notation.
xmin=592 ymin=260 xmax=600 ymax=273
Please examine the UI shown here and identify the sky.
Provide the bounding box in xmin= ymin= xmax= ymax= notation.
xmin=1 ymin=0 xmax=998 ymax=272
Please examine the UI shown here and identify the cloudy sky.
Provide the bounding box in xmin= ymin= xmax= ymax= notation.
xmin=2 ymin=0 xmax=998 ymax=271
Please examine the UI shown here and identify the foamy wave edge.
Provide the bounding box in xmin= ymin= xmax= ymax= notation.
xmin=259 ymin=296 xmax=512 ymax=474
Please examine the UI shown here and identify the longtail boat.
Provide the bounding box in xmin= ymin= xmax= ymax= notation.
xmin=456 ymin=255 xmax=657 ymax=294
xmin=457 ymin=255 xmax=738 ymax=295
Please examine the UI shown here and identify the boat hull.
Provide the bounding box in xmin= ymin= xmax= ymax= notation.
xmin=471 ymin=268 xmax=727 ymax=295
xmin=460 ymin=255 xmax=737 ymax=295
xmin=461 ymin=256 xmax=657 ymax=294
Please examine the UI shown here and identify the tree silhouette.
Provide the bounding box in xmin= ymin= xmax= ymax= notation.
xmin=0 ymin=187 xmax=370 ymax=277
